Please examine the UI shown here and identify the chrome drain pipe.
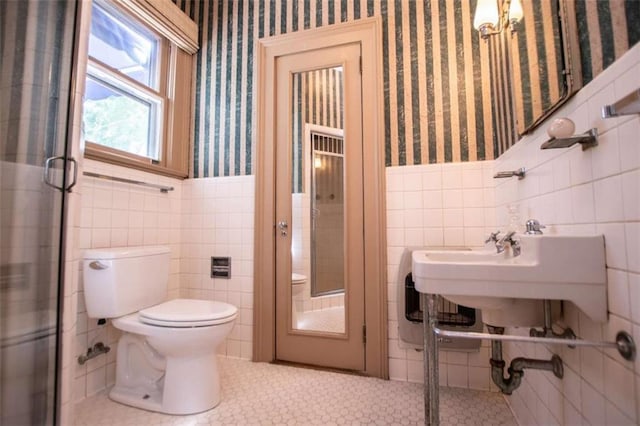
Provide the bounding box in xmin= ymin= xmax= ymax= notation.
xmin=529 ymin=300 xmax=577 ymax=340
xmin=77 ymin=342 xmax=111 ymax=365
xmin=486 ymin=326 xmax=563 ymax=395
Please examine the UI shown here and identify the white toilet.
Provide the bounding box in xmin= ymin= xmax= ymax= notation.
xmin=291 ymin=273 xmax=307 ymax=327
xmin=82 ymin=246 xmax=237 ymax=415
xmin=292 ymin=272 xmax=307 ymax=288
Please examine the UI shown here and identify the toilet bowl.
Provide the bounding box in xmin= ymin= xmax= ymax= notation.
xmin=83 ymin=246 xmax=237 ymax=415
xmin=291 ymin=273 xmax=307 ymax=327
xmin=292 ymin=272 xmax=307 ymax=286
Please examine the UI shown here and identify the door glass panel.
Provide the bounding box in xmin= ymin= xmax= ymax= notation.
xmin=0 ymin=1 xmax=76 ymax=424
xmin=290 ymin=67 xmax=345 ymax=334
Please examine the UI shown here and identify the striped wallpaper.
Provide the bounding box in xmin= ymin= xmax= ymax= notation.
xmin=576 ymin=0 xmax=640 ymax=85
xmin=510 ymin=0 xmax=564 ymax=135
xmin=292 ymin=68 xmax=344 ymax=193
xmin=1 ymin=0 xmax=76 ymax=166
xmin=173 ymin=0 xmax=640 ymax=177
xmin=488 ymin=29 xmax=517 ymax=157
xmin=479 ymin=0 xmax=640 ymax=157
xmin=174 ymin=0 xmax=496 ymax=177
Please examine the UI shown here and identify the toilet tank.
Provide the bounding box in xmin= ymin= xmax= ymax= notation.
xmin=83 ymin=246 xmax=170 ymax=318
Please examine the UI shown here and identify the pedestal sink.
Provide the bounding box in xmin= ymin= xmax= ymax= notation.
xmin=412 ymin=235 xmax=607 ymax=324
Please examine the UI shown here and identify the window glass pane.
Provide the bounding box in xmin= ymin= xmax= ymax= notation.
xmin=83 ymin=76 xmax=160 ymax=160
xmin=89 ymin=2 xmax=159 ymax=88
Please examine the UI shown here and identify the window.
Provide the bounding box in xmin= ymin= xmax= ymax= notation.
xmin=83 ymin=0 xmax=196 ymax=177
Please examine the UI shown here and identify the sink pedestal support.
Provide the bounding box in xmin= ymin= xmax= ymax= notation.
xmin=420 ymin=295 xmax=636 ymax=425
xmin=422 ymin=294 xmax=439 ymax=426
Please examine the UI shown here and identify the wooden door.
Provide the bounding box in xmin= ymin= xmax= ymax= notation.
xmin=274 ymin=43 xmax=365 ymax=370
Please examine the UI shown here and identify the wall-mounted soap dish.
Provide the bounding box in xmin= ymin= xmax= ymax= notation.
xmin=540 ymin=128 xmax=598 ymax=151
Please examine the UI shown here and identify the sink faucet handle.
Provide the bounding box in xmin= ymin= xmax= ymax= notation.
xmin=485 ymin=230 xmax=501 ymax=244
xmin=525 ymin=219 xmax=546 ymax=235
xmin=496 ymin=231 xmax=521 ymax=256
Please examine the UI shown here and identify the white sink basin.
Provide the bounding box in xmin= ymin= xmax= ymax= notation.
xmin=412 ymin=235 xmax=607 ymax=324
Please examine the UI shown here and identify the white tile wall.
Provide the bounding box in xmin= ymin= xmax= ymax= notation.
xmin=179 ymin=176 xmax=254 ymax=360
xmin=385 ymin=161 xmax=497 ymax=390
xmin=66 ymin=42 xmax=640 ymax=424
xmin=73 ymin=160 xmax=182 ymax=401
xmin=495 ymin=43 xmax=640 ymax=425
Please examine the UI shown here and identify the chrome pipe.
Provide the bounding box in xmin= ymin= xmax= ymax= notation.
xmin=543 ymin=300 xmax=552 ymax=329
xmin=435 ymin=327 xmax=605 ymax=347
xmin=486 ymin=326 xmax=562 ymax=395
xmin=511 ymin=355 xmax=564 ymax=378
xmin=423 ymin=294 xmax=439 ymax=426
xmin=433 ymin=327 xmax=636 ymax=361
xmin=77 ymin=342 xmax=110 ymax=365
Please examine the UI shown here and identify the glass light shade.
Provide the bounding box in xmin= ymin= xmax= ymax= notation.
xmin=473 ymin=0 xmax=500 ymax=30
xmin=509 ymin=0 xmax=524 ymax=23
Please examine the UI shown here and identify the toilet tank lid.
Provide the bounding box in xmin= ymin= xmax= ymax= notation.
xmin=83 ymin=245 xmax=170 ymax=260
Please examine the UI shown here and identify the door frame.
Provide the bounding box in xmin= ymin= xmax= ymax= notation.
xmin=253 ymin=17 xmax=388 ymax=378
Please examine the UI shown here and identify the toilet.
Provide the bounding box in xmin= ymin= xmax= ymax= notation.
xmin=292 ymin=272 xmax=307 ymax=287
xmin=291 ymin=273 xmax=307 ymax=327
xmin=82 ymin=246 xmax=237 ymax=415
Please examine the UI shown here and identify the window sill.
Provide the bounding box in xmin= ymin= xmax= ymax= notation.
xmin=85 ymin=144 xmax=188 ymax=179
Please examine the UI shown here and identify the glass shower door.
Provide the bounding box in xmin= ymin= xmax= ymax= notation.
xmin=0 ymin=1 xmax=77 ymax=424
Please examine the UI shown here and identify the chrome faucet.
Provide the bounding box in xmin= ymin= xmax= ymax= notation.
xmin=525 ymin=219 xmax=545 ymax=235
xmin=485 ymin=230 xmax=501 ymax=245
xmin=496 ymin=231 xmax=521 ymax=256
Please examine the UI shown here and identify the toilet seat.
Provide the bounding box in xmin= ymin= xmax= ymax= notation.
xmin=292 ymin=273 xmax=307 ymax=285
xmin=139 ymin=299 xmax=237 ymax=327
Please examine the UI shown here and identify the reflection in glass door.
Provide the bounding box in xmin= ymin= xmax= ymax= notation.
xmin=0 ymin=1 xmax=77 ymax=424
xmin=290 ymin=67 xmax=347 ymax=335
xmin=275 ymin=43 xmax=365 ymax=371
xmin=293 ymin=128 xmax=346 ymax=334
xmin=311 ymin=131 xmax=345 ymax=297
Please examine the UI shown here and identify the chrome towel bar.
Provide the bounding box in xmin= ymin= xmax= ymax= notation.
xmin=602 ymin=89 xmax=640 ymax=118
xmin=433 ymin=327 xmax=636 ymax=361
xmin=83 ymin=171 xmax=174 ymax=193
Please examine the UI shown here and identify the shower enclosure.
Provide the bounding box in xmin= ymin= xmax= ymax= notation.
xmin=310 ymin=131 xmax=345 ymax=297
xmin=0 ymin=1 xmax=78 ymax=424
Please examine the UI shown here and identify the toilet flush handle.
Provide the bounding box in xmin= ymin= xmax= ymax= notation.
xmin=89 ymin=261 xmax=109 ymax=270
xmin=278 ymin=220 xmax=288 ymax=236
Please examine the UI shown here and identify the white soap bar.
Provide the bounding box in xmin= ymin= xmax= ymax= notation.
xmin=547 ymin=118 xmax=575 ymax=138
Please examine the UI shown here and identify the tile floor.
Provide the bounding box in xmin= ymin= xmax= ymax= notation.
xmin=74 ymin=358 xmax=517 ymax=425
xmin=297 ymin=306 xmax=345 ymax=333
